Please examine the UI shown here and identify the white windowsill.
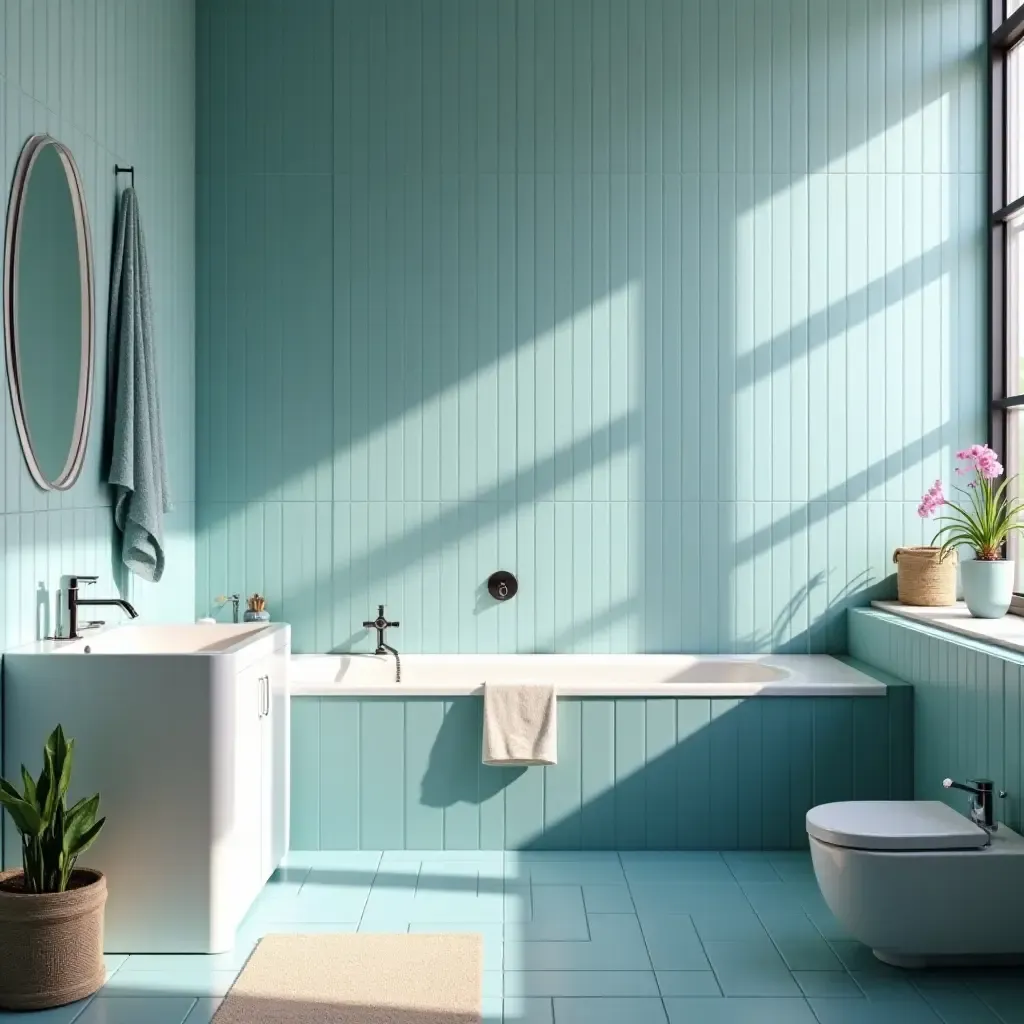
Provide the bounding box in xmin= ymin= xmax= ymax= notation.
xmin=871 ymin=600 xmax=1024 ymax=657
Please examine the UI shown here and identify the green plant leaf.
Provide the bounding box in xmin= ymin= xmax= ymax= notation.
xmin=69 ymin=817 xmax=105 ymax=859
xmin=64 ymin=794 xmax=99 ymax=853
xmin=38 ymin=746 xmax=56 ymax=825
xmin=0 ymin=777 xmax=23 ymax=804
xmin=45 ymin=727 xmax=73 ymax=806
xmin=20 ymin=765 xmax=37 ymax=808
xmin=0 ymin=790 xmax=43 ymax=837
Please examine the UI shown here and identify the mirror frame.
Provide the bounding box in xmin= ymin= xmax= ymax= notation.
xmin=2 ymin=133 xmax=95 ymax=491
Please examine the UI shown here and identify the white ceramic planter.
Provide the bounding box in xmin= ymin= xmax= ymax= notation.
xmin=960 ymin=559 xmax=1016 ymax=619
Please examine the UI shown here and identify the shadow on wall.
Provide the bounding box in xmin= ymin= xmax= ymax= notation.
xmin=414 ymin=689 xmax=912 ymax=851
xmin=196 ymin=0 xmax=981 ymax=655
xmin=421 ymin=698 xmax=526 ymax=808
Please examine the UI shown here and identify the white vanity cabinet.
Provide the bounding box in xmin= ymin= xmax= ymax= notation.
xmin=228 ymin=649 xmax=291 ymax=930
xmin=3 ymin=622 xmax=291 ymax=953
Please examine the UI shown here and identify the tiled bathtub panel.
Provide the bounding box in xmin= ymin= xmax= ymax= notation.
xmin=848 ymin=608 xmax=1023 ymax=832
xmin=290 ymin=691 xmax=913 ymax=851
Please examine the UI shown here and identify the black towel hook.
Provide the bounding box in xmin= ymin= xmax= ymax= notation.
xmin=114 ymin=164 xmax=135 ymax=189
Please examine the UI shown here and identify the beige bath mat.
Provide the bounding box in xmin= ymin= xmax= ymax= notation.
xmin=213 ymin=933 xmax=482 ymax=1023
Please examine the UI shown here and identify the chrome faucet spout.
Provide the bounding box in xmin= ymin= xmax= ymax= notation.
xmin=62 ymin=575 xmax=138 ymax=640
xmin=943 ymin=777 xmax=1005 ymax=833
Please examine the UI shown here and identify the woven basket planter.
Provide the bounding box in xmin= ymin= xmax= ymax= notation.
xmin=0 ymin=868 xmax=106 ymax=1010
xmin=892 ymin=546 xmax=958 ymax=607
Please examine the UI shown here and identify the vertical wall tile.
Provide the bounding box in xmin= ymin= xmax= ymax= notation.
xmin=581 ymin=700 xmax=617 ymax=849
xmin=187 ymin=1 xmax=992 ymax=862
xmin=614 ymin=700 xmax=647 ymax=849
xmin=291 ymin=688 xmax=910 ymax=851
xmin=0 ymin=0 xmax=195 ymax=674
xmin=320 ymin=698 xmax=361 ymax=850
xmin=290 ymin=698 xmax=322 ymax=850
xmin=359 ymin=700 xmax=406 ymax=849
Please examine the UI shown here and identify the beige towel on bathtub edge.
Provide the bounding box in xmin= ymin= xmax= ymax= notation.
xmin=482 ymin=681 xmax=558 ymax=766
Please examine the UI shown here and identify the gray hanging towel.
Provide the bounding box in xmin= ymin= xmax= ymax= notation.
xmin=107 ymin=186 xmax=171 ymax=582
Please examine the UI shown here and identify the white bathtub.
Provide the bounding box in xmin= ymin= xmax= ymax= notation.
xmin=289 ymin=653 xmax=886 ymax=697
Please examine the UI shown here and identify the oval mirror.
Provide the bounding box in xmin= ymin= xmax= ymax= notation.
xmin=3 ymin=134 xmax=95 ymax=491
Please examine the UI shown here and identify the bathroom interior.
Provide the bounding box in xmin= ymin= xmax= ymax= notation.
xmin=2 ymin=0 xmax=1024 ymax=1022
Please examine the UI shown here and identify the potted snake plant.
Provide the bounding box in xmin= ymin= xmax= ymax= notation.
xmin=0 ymin=725 xmax=107 ymax=1009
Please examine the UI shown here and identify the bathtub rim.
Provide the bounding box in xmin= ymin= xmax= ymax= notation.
xmin=289 ymin=653 xmax=887 ymax=697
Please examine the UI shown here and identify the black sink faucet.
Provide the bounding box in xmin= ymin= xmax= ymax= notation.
xmin=65 ymin=575 xmax=139 ymax=640
xmin=363 ymin=604 xmax=400 ymax=683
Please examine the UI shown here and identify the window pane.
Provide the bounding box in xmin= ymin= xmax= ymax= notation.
xmin=1009 ymin=215 xmax=1024 ymax=396
xmin=1011 ymin=411 xmax=1024 ymax=592
xmin=1011 ymin=0 xmax=1024 ymax=17
xmin=1010 ymin=44 xmax=1024 ymax=202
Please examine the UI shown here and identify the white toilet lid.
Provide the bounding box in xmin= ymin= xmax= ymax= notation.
xmin=806 ymin=800 xmax=989 ymax=851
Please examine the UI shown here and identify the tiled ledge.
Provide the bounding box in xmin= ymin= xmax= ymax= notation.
xmin=870 ymin=600 xmax=1024 ymax=661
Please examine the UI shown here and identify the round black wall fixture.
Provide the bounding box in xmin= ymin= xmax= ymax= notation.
xmin=487 ymin=570 xmax=518 ymax=601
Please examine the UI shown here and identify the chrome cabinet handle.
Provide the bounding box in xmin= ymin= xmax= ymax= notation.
xmin=264 ymin=674 xmax=271 ymax=717
xmin=257 ymin=675 xmax=268 ymax=718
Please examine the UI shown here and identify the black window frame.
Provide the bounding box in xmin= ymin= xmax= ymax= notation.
xmin=992 ymin=0 xmax=1024 ymax=446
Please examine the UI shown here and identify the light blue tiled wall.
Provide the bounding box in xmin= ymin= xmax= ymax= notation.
xmin=0 ymin=1 xmax=196 ymax=865
xmin=196 ymin=0 xmax=987 ymax=654
xmin=849 ymin=609 xmax=1024 ymax=832
xmin=0 ymin=0 xmax=196 ymax=643
xmin=289 ymin=690 xmax=913 ymax=850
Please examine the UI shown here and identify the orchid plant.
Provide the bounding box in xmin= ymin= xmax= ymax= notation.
xmin=918 ymin=444 xmax=1024 ymax=560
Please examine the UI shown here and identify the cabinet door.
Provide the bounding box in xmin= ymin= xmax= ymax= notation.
xmin=233 ymin=664 xmax=265 ymax=915
xmin=261 ymin=650 xmax=290 ymax=878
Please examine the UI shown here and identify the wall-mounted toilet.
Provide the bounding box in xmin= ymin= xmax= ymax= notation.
xmin=806 ymin=796 xmax=1024 ymax=967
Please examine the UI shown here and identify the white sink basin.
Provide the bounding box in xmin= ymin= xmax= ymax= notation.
xmin=50 ymin=622 xmax=273 ymax=654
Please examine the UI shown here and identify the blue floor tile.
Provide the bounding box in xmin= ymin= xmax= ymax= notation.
xmin=808 ymin=1000 xmax=944 ymax=1024
xmin=525 ymin=861 xmax=626 ymax=885
xmin=100 ymin=969 xmax=238 ymax=998
xmin=655 ymin=971 xmax=722 ymax=996
xmin=773 ymin=935 xmax=844 ymax=971
xmin=689 ymin=906 xmax=768 ymax=941
xmin=89 ymin=848 xmax=1023 ymax=1024
xmin=181 ymin=1000 xmax=221 ymax=1024
xmin=238 ymin=919 xmax=359 ymax=940
xmin=503 ymin=971 xmax=659 ymax=997
xmin=499 ymin=996 xmax=554 ymax=1023
xmin=767 ymin=852 xmax=816 ymax=882
xmin=721 ymin=852 xmax=783 ymax=883
xmin=631 ymin=882 xmax=750 ymax=916
xmin=505 ymin=915 xmax=652 ymax=971
xmin=664 ymin=997 xmax=818 ymax=1023
xmin=702 ymin=938 xmax=802 ymax=997
xmin=581 ymin=884 xmax=634 ymax=914
xmin=638 ymin=915 xmax=710 ymax=971
xmin=828 ymin=941 xmax=893 ymax=973
xmin=508 ymin=885 xmax=589 ymax=940
xmin=623 ymin=860 xmax=736 ymax=885
xmin=850 ymin=972 xmax=932 ymax=1002
xmin=792 ymin=971 xmax=864 ymax=998
xmin=551 ymin=997 xmax=669 ymax=1023
xmin=506 ymin=851 xmax=621 ymax=864
xmin=74 ymin=997 xmax=198 ymax=1024
xmin=0 ymin=1001 xmax=93 ymax=1024
xmin=283 ymin=850 xmax=382 ymax=870
xmin=916 ymin=986 xmax=1005 ymax=1024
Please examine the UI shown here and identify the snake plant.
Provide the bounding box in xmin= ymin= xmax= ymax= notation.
xmin=0 ymin=725 xmax=105 ymax=893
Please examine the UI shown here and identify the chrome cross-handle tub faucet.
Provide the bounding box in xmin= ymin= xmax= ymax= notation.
xmin=943 ymin=776 xmax=1006 ymax=833
xmin=363 ymin=604 xmax=400 ymax=683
